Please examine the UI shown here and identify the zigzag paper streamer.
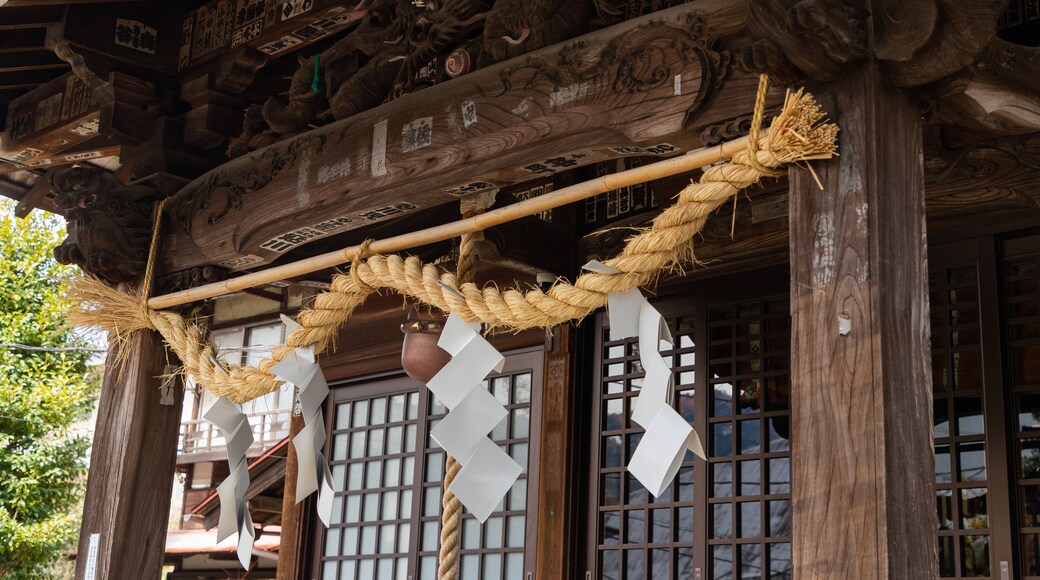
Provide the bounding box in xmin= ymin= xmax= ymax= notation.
xmin=427 ymin=312 xmax=522 ymax=523
xmin=271 ymin=341 xmax=335 ymax=527
xmin=587 ymin=261 xmax=707 ymax=498
xmin=203 ymin=397 xmax=256 ymax=569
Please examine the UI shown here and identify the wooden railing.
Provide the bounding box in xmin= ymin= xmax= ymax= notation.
xmin=177 ymin=408 xmax=291 ymax=462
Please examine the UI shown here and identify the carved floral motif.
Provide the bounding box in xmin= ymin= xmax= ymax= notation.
xmin=492 ymin=11 xmax=729 ymax=116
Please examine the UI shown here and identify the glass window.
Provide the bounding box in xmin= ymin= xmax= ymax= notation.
xmin=318 ymin=352 xmax=541 ymax=580
xmin=931 ymin=265 xmax=991 ymax=578
xmin=416 ymin=369 xmax=537 ymax=580
xmin=590 ymin=293 xmax=792 ymax=579
xmin=707 ymin=298 xmax=792 ymax=580
xmin=320 ymin=389 xmax=419 ymax=580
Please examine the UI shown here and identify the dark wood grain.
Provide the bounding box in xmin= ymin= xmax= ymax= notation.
xmin=788 ymin=63 xmax=936 ymax=578
xmin=276 ymin=402 xmax=306 ymax=580
xmin=74 ymin=330 xmax=182 ymax=580
xmin=159 ymin=2 xmax=749 ymax=274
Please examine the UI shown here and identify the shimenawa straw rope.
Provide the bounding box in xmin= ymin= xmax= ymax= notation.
xmin=69 ymin=83 xmax=837 ymax=405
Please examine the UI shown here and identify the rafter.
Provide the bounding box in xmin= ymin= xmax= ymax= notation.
xmin=0 ymin=6 xmax=62 ymax=30
xmin=0 ymin=67 xmax=66 ymax=88
xmin=0 ymin=29 xmax=46 ymax=51
xmin=0 ymin=50 xmax=65 ymax=70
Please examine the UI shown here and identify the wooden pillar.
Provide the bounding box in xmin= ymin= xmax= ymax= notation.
xmin=534 ymin=326 xmax=581 ymax=580
xmin=788 ymin=63 xmax=936 ymax=578
xmin=277 ymin=391 xmax=307 ymax=580
xmin=279 ymin=286 xmax=320 ymax=580
xmin=75 ymin=330 xmax=183 ymax=580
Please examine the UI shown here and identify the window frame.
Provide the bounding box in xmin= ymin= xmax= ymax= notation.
xmin=583 ymin=266 xmax=791 ymax=579
xmin=930 ymin=237 xmax=1016 ymax=578
xmin=310 ymin=346 xmax=545 ymax=579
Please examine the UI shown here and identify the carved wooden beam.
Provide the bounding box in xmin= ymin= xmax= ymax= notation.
xmin=0 ymin=70 xmax=102 ymax=166
xmin=738 ymin=0 xmax=1008 ymax=89
xmin=0 ymin=144 xmax=121 ymax=175
xmin=905 ymin=37 xmax=1040 ymax=138
xmin=160 ymin=1 xmax=750 ymax=274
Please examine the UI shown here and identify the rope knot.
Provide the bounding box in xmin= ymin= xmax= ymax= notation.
xmin=348 ymin=240 xmax=378 ymax=294
xmin=745 ymin=75 xmax=786 ymax=179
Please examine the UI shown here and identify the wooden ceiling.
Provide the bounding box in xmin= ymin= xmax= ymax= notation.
xmin=0 ymin=5 xmax=68 ymax=130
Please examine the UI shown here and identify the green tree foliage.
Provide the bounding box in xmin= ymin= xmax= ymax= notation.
xmin=0 ymin=200 xmax=99 ymax=578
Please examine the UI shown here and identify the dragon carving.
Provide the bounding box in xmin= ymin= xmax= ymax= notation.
xmin=52 ymin=166 xmax=158 ymax=285
xmin=260 ymin=0 xmax=493 ymax=136
xmin=235 ymin=0 xmax=598 ymax=155
xmin=482 ymin=0 xmax=591 ymax=64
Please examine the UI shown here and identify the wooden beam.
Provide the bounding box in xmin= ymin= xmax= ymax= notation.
xmin=0 ymin=67 xmax=65 ymax=87
xmin=0 ymin=174 xmax=28 ymax=201
xmin=0 ymin=144 xmax=122 ymax=175
xmin=0 ymin=84 xmax=28 ymax=97
xmin=5 ymin=0 xmax=145 ymax=5
xmin=0 ymin=49 xmax=65 ymax=69
xmin=0 ymin=28 xmax=46 ymax=51
xmin=150 ymin=130 xmax=761 ymax=309
xmin=74 ymin=330 xmax=183 ymax=580
xmin=13 ymin=171 xmax=51 ymax=217
xmin=160 ymin=1 xmax=752 ymax=274
xmin=788 ymin=63 xmax=936 ymax=577
xmin=277 ymin=393 xmax=306 ymax=580
xmin=248 ymin=494 xmax=284 ymax=514
xmin=0 ymin=70 xmax=106 ymax=167
xmin=0 ymin=45 xmax=52 ymax=54
xmin=0 ymin=6 xmax=62 ymax=30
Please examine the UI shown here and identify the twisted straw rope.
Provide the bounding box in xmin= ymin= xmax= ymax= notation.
xmin=70 ymin=87 xmax=836 ymax=405
xmin=438 ymin=200 xmax=487 ymax=580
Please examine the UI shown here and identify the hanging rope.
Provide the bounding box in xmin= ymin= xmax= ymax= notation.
xmin=142 ymin=197 xmax=170 ymax=304
xmin=437 ymin=193 xmax=492 ymax=580
xmin=69 ymin=85 xmax=837 ymax=405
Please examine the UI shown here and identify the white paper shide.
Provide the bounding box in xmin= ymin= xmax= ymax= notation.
xmin=586 ymin=260 xmax=707 ymax=498
xmin=203 ymin=397 xmax=256 ymax=569
xmin=271 ymin=315 xmax=335 ymax=527
xmin=426 ymin=312 xmax=522 ymax=523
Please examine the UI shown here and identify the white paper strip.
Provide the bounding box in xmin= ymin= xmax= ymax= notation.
xmin=427 ymin=315 xmax=503 ymax=408
xmin=203 ymin=397 xmax=255 ymax=569
xmin=430 ymin=387 xmax=507 ymax=464
xmin=628 ymin=404 xmax=694 ymax=498
xmin=606 ymin=288 xmax=645 ymax=341
xmin=602 ymin=287 xmax=708 ymax=498
xmin=631 ymin=299 xmax=674 ymax=427
xmin=449 ymin=437 xmax=523 ymax=523
xmin=272 ymin=345 xmax=334 ymax=527
xmin=426 ymin=312 xmax=523 ymax=523
xmin=582 ymin=259 xmax=622 ymax=275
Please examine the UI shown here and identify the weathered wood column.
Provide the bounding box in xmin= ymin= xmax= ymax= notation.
xmin=74 ymin=330 xmax=183 ymax=580
xmin=277 ymin=390 xmax=308 ymax=579
xmin=278 ymin=286 xmax=321 ymax=580
xmin=788 ymin=63 xmax=936 ymax=578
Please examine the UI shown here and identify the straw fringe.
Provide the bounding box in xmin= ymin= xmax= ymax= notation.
xmin=69 ymin=88 xmax=837 ymax=404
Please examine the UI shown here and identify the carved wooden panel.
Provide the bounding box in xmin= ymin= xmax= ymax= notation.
xmin=161 ymin=2 xmax=749 ymax=273
xmin=177 ymin=0 xmax=366 ymax=72
xmin=0 ymin=71 xmax=100 ymax=166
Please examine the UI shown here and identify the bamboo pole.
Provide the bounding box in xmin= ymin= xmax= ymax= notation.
xmin=148 ymin=135 xmax=754 ymax=310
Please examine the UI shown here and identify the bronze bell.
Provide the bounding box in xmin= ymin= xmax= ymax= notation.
xmin=400 ymin=305 xmax=451 ymax=383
